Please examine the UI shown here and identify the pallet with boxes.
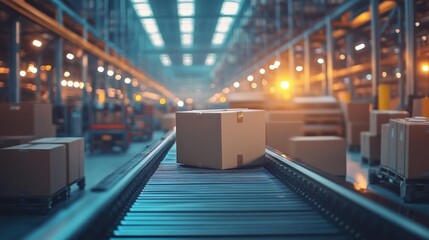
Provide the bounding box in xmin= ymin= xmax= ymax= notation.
xmin=360 ymin=110 xmax=409 ymax=165
xmin=369 ymin=117 xmax=429 ymax=202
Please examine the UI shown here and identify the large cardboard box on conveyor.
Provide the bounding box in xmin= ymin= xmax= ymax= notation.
xmin=0 ymin=144 xmax=66 ymax=196
xmin=176 ymin=109 xmax=265 ymax=170
xmin=0 ymin=103 xmax=55 ymax=138
xmin=31 ymin=138 xmax=85 ymax=184
xmin=288 ymin=136 xmax=346 ymax=176
xmin=266 ymin=121 xmax=304 ymax=155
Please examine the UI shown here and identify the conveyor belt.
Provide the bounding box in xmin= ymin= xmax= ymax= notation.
xmin=27 ymin=131 xmax=429 ymax=240
xmin=113 ymin=144 xmax=348 ymax=239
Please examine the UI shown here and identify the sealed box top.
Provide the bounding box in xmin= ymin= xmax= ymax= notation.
xmin=290 ymin=136 xmax=343 ymax=142
xmin=31 ymin=137 xmax=83 ymax=144
xmin=2 ymin=143 xmax=64 ymax=150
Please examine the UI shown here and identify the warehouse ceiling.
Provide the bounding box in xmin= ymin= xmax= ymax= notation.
xmin=130 ymin=0 xmax=246 ymax=101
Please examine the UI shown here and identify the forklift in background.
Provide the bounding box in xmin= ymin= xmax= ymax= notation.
xmin=130 ymin=103 xmax=154 ymax=141
xmin=87 ymin=103 xmax=130 ymax=153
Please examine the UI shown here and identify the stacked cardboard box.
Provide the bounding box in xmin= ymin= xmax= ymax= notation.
xmin=0 ymin=103 xmax=56 ymax=138
xmin=0 ymin=144 xmax=67 ymax=196
xmin=266 ymin=121 xmax=304 ymax=154
xmin=161 ymin=113 xmax=176 ymax=131
xmin=383 ymin=118 xmax=429 ymax=179
xmin=360 ymin=110 xmax=409 ymax=163
xmin=412 ymin=98 xmax=429 ymax=117
xmin=176 ymin=109 xmax=265 ymax=169
xmin=342 ymin=102 xmax=370 ymax=148
xmin=288 ymin=136 xmax=346 ymax=176
xmin=0 ymin=135 xmax=36 ymax=148
xmin=31 ymin=138 xmax=85 ymax=184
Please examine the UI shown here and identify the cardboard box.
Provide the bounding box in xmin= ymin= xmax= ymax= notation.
xmin=266 ymin=121 xmax=304 ymax=154
xmin=342 ymin=102 xmax=370 ymax=122
xmin=369 ymin=110 xmax=409 ymax=135
xmin=346 ymin=122 xmax=369 ymax=146
xmin=161 ymin=113 xmax=176 ymax=131
xmin=396 ymin=119 xmax=429 ymax=178
xmin=388 ymin=119 xmax=402 ymax=171
xmin=288 ymin=136 xmax=346 ymax=175
xmin=0 ymin=103 xmax=54 ymax=138
xmin=0 ymin=135 xmax=36 ymax=148
xmin=176 ymin=109 xmax=265 ymax=169
xmin=0 ymin=144 xmax=66 ymax=196
xmin=413 ymin=98 xmax=429 ymax=117
xmin=31 ymin=137 xmax=84 ymax=184
xmin=380 ymin=124 xmax=390 ymax=167
xmin=266 ymin=111 xmax=304 ymax=122
xmin=360 ymin=131 xmax=381 ymax=160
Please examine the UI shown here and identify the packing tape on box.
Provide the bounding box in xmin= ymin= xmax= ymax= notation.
xmin=237 ymin=112 xmax=244 ymax=123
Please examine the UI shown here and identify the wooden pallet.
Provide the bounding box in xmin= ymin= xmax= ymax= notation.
xmin=0 ymin=186 xmax=70 ymax=213
xmin=369 ymin=166 xmax=429 ymax=203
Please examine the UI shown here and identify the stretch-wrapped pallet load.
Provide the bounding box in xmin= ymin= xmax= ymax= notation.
xmin=0 ymin=144 xmax=66 ymax=196
xmin=176 ymin=109 xmax=265 ymax=170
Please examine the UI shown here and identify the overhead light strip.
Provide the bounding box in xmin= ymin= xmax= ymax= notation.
xmin=159 ymin=54 xmax=172 ymax=66
xmin=205 ymin=53 xmax=216 ymax=65
xmin=183 ymin=54 xmax=192 ymax=66
xmin=178 ymin=0 xmax=194 ymax=48
xmin=132 ymin=0 xmax=165 ymax=48
xmin=211 ymin=0 xmax=242 ymax=46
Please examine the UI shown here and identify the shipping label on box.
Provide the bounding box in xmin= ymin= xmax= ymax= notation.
xmin=176 ymin=109 xmax=265 ymax=169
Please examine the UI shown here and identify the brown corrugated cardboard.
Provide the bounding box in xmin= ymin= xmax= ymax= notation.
xmin=288 ymin=136 xmax=346 ymax=175
xmin=380 ymin=124 xmax=390 ymax=167
xmin=342 ymin=102 xmax=370 ymax=122
xmin=0 ymin=103 xmax=54 ymax=138
xmin=266 ymin=121 xmax=304 ymax=154
xmin=412 ymin=98 xmax=429 ymax=117
xmin=161 ymin=113 xmax=176 ymax=131
xmin=369 ymin=110 xmax=409 ymax=135
xmin=0 ymin=144 xmax=66 ymax=196
xmin=176 ymin=109 xmax=265 ymax=169
xmin=266 ymin=111 xmax=304 ymax=122
xmin=360 ymin=131 xmax=381 ymax=160
xmin=346 ymin=122 xmax=369 ymax=146
xmin=31 ymin=138 xmax=84 ymax=184
xmin=0 ymin=135 xmax=36 ymax=148
xmin=397 ymin=119 xmax=429 ymax=178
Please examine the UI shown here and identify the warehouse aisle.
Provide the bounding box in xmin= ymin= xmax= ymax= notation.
xmin=0 ymin=132 xmax=164 ymax=240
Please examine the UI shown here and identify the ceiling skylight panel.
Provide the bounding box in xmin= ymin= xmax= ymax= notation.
xmin=179 ymin=18 xmax=194 ymax=33
xmin=215 ymin=17 xmax=234 ymax=33
xmin=212 ymin=33 xmax=226 ymax=45
xmin=134 ymin=3 xmax=153 ymax=17
xmin=141 ymin=19 xmax=159 ymax=33
xmin=160 ymin=54 xmax=172 ymax=66
xmin=221 ymin=0 xmax=241 ymax=15
xmin=205 ymin=53 xmax=216 ymax=65
xmin=132 ymin=0 xmax=147 ymax=3
xmin=178 ymin=0 xmax=194 ymax=17
xmin=150 ymin=33 xmax=165 ymax=47
xmin=183 ymin=54 xmax=192 ymax=66
xmin=181 ymin=34 xmax=193 ymax=46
